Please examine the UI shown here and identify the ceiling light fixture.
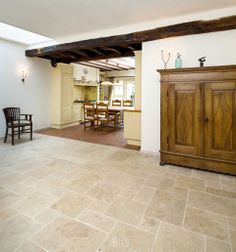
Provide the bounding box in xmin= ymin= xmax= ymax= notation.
xmin=101 ymin=60 xmax=113 ymax=86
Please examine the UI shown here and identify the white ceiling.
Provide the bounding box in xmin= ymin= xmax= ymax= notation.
xmin=0 ymin=0 xmax=236 ymax=41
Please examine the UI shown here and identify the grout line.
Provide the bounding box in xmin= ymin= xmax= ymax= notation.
xmin=182 ymin=191 xmax=189 ymax=227
xmin=95 ymin=221 xmax=118 ymax=251
xmin=226 ymin=216 xmax=233 ymax=252
xmin=150 ymin=221 xmax=162 ymax=252
xmin=204 ymin=235 xmax=207 ymax=252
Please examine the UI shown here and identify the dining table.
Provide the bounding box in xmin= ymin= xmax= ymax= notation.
xmin=108 ymin=106 xmax=135 ymax=128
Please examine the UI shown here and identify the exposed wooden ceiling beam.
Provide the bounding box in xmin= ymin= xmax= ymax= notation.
xmin=88 ymin=48 xmax=105 ymax=56
xmin=25 ymin=15 xmax=236 ymax=66
xmin=70 ymin=50 xmax=135 ymax=63
xmin=77 ymin=62 xmax=112 ymax=71
xmin=26 ymin=15 xmax=236 ymax=58
xmin=90 ymin=60 xmax=126 ymax=70
xmin=102 ymin=47 xmax=122 ymax=55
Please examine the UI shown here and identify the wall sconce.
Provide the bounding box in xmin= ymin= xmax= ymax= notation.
xmin=161 ymin=48 xmax=171 ymax=69
xmin=21 ymin=70 xmax=28 ymax=82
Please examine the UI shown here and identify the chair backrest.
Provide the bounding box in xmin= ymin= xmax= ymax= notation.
xmin=123 ymin=100 xmax=133 ymax=107
xmin=96 ymin=102 xmax=108 ymax=117
xmin=3 ymin=107 xmax=20 ymax=123
xmin=112 ymin=99 xmax=121 ymax=106
xmin=84 ymin=102 xmax=95 ymax=119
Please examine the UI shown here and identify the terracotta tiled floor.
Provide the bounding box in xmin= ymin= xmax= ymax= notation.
xmin=0 ymin=134 xmax=235 ymax=252
xmin=36 ymin=124 xmax=140 ymax=150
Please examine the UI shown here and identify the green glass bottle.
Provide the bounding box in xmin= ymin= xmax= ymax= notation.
xmin=175 ymin=53 xmax=182 ymax=68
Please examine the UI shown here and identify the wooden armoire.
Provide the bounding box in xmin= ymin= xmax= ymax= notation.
xmin=158 ymin=65 xmax=236 ymax=175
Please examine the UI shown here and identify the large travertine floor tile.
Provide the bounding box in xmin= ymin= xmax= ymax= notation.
xmin=192 ymin=169 xmax=219 ymax=181
xmin=206 ymin=237 xmax=231 ymax=252
xmin=119 ymin=189 xmax=136 ymax=199
xmin=0 ymin=173 xmax=27 ymax=187
xmin=51 ymin=192 xmax=93 ymax=218
xmin=27 ymin=165 xmax=57 ymax=179
xmin=12 ymin=191 xmax=57 ymax=217
xmin=87 ymin=182 xmax=121 ymax=203
xmin=134 ymin=186 xmax=157 ymax=204
xmin=206 ymin=187 xmax=236 ymax=200
xmin=175 ymin=175 xmax=205 ymax=192
xmin=220 ymin=175 xmax=236 ymax=192
xmin=77 ymin=209 xmax=115 ymax=232
xmin=104 ymin=171 xmax=145 ymax=191
xmin=153 ymin=222 xmax=204 ymax=252
xmin=188 ymin=191 xmax=236 ymax=218
xmin=184 ymin=207 xmax=229 ymax=241
xmin=87 ymin=199 xmax=110 ymax=213
xmin=66 ymin=173 xmax=101 ymax=194
xmin=16 ymin=241 xmax=46 ymax=252
xmin=107 ymin=150 xmax=131 ymax=162
xmin=105 ymin=197 xmax=146 ymax=225
xmin=34 ymin=176 xmax=70 ymax=193
xmin=165 ymin=165 xmax=192 ymax=176
xmin=8 ymin=183 xmax=35 ymax=196
xmin=0 ymin=214 xmax=42 ymax=252
xmin=0 ymin=208 xmax=17 ymax=223
xmin=228 ymin=217 xmax=236 ymax=252
xmin=138 ymin=216 xmax=160 ymax=233
xmin=145 ymin=190 xmax=186 ymax=226
xmin=36 ymin=208 xmax=60 ymax=224
xmin=47 ymin=158 xmax=78 ymax=170
xmin=99 ymin=223 xmax=155 ymax=252
xmin=0 ymin=187 xmax=22 ymax=209
xmin=145 ymin=176 xmax=175 ymax=191
xmin=33 ymin=216 xmax=106 ymax=252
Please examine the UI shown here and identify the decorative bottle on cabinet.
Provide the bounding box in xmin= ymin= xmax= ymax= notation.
xmin=175 ymin=53 xmax=182 ymax=68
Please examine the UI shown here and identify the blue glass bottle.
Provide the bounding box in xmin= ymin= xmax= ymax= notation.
xmin=175 ymin=53 xmax=182 ymax=68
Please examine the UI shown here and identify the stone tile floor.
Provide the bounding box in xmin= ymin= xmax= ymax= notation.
xmin=0 ymin=134 xmax=235 ymax=252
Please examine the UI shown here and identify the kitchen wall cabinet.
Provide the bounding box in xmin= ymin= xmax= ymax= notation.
xmin=158 ymin=65 xmax=236 ymax=175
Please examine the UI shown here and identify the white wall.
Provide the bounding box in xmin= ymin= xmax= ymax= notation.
xmin=141 ymin=29 xmax=236 ymax=153
xmin=0 ymin=39 xmax=52 ymax=138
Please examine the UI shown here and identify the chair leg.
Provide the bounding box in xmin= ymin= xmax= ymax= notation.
xmin=30 ymin=124 xmax=33 ymax=140
xmin=18 ymin=126 xmax=20 ymax=139
xmin=4 ymin=127 xmax=8 ymax=143
xmin=12 ymin=128 xmax=14 ymax=145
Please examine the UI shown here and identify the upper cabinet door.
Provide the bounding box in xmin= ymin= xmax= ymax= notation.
xmin=205 ymin=82 xmax=236 ymax=161
xmin=168 ymin=83 xmax=203 ymax=155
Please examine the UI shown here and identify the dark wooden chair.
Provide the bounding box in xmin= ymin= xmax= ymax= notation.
xmin=3 ymin=107 xmax=33 ymax=145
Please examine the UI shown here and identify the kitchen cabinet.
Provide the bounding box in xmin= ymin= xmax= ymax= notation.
xmin=72 ymin=104 xmax=83 ymax=122
xmin=51 ymin=64 xmax=80 ymax=128
xmin=158 ymin=65 xmax=236 ymax=175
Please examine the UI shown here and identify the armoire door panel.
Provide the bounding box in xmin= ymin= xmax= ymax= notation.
xmin=168 ymin=83 xmax=202 ymax=155
xmin=205 ymin=82 xmax=236 ymax=160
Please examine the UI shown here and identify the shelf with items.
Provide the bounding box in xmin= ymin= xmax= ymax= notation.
xmin=74 ymin=79 xmax=99 ymax=86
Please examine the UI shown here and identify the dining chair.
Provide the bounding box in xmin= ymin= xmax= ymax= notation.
xmin=111 ymin=99 xmax=121 ymax=124
xmin=112 ymin=99 xmax=122 ymax=106
xmin=3 ymin=107 xmax=33 ymax=145
xmin=83 ymin=102 xmax=96 ymax=130
xmin=123 ymin=99 xmax=133 ymax=107
xmin=96 ymin=102 xmax=116 ymax=129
